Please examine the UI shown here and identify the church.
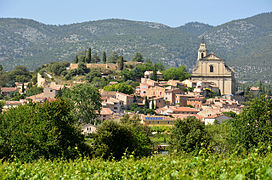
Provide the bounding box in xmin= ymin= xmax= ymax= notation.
xmin=191 ymin=38 xmax=235 ymax=95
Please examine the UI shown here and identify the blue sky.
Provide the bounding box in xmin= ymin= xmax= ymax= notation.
xmin=0 ymin=0 xmax=271 ymax=27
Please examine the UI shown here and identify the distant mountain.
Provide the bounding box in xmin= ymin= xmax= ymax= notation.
xmin=0 ymin=12 xmax=272 ymax=83
xmin=175 ymin=22 xmax=213 ymax=36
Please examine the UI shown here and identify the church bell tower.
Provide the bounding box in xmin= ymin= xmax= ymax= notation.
xmin=197 ymin=36 xmax=208 ymax=60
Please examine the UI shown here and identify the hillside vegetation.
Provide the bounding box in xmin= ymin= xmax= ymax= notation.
xmin=0 ymin=12 xmax=272 ymax=82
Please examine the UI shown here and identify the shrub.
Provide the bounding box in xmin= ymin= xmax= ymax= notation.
xmin=0 ymin=99 xmax=89 ymax=162
xmin=170 ymin=117 xmax=210 ymax=153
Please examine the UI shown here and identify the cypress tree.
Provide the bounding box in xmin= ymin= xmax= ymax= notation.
xmin=151 ymin=100 xmax=155 ymax=110
xmin=144 ymin=96 xmax=149 ymax=109
xmin=93 ymin=52 xmax=100 ymax=63
xmin=86 ymin=48 xmax=92 ymax=63
xmin=102 ymin=51 xmax=107 ymax=64
xmin=117 ymin=56 xmax=124 ymax=70
xmin=74 ymin=55 xmax=79 ymax=63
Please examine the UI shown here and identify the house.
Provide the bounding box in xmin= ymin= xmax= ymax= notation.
xmin=43 ymin=83 xmax=63 ymax=99
xmin=15 ymin=82 xmax=29 ymax=93
xmin=149 ymin=97 xmax=165 ymax=109
xmin=100 ymin=107 xmax=114 ymax=121
xmin=156 ymin=106 xmax=199 ymax=116
xmin=26 ymin=93 xmax=46 ymax=103
xmin=144 ymin=71 xmax=163 ymax=79
xmin=116 ymin=92 xmax=134 ymax=109
xmin=1 ymin=87 xmax=18 ymax=96
xmin=187 ymin=97 xmax=206 ymax=109
xmin=204 ymin=114 xmax=233 ymax=125
xmin=102 ymin=97 xmax=123 ymax=113
xmin=81 ymin=124 xmax=97 ymax=135
xmin=164 ymin=88 xmax=184 ymax=105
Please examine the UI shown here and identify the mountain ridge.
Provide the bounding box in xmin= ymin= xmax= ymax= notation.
xmin=0 ymin=12 xmax=271 ymax=82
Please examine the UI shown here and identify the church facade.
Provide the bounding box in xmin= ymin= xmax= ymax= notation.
xmin=191 ymin=39 xmax=235 ymax=95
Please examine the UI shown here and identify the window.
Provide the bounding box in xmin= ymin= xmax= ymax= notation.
xmin=201 ymin=53 xmax=204 ymax=58
xmin=210 ymin=65 xmax=214 ymax=72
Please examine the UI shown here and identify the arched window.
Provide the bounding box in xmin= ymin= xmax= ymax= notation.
xmin=201 ymin=53 xmax=204 ymax=58
xmin=210 ymin=65 xmax=214 ymax=72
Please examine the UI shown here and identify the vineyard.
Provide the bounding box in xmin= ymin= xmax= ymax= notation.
xmin=0 ymin=152 xmax=271 ymax=179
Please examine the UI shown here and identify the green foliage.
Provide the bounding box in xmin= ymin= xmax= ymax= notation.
xmin=26 ymin=85 xmax=43 ymax=97
xmin=0 ymin=101 xmax=4 ymax=113
xmin=108 ymin=51 xmax=119 ymax=63
xmin=103 ymin=82 xmax=135 ymax=95
xmin=94 ymin=117 xmax=152 ymax=160
xmin=229 ymin=96 xmax=272 ymax=151
xmin=0 ymin=99 xmax=88 ymax=162
xmin=62 ymin=84 xmax=102 ymax=124
xmin=8 ymin=66 xmax=32 ymax=82
xmin=77 ymin=62 xmax=89 ymax=75
xmin=0 ymin=152 xmax=271 ymax=179
xmin=162 ymin=65 xmax=191 ymax=81
xmin=92 ymin=52 xmax=100 ymax=63
xmin=102 ymin=51 xmax=107 ymax=63
xmin=117 ymin=56 xmax=124 ymax=70
xmin=222 ymin=111 xmax=237 ymax=118
xmin=85 ymin=48 xmax=92 ymax=63
xmin=85 ymin=69 xmax=102 ymax=82
xmin=47 ymin=62 xmax=69 ymax=76
xmin=170 ymin=117 xmax=210 ymax=153
xmin=132 ymin=52 xmax=144 ymax=62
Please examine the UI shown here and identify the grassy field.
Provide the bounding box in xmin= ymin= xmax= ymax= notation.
xmin=1 ymin=152 xmax=271 ymax=179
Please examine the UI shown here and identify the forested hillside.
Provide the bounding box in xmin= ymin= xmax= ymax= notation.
xmin=0 ymin=12 xmax=272 ymax=82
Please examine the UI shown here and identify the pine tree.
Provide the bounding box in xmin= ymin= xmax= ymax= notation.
xmin=22 ymin=83 xmax=25 ymax=93
xmin=86 ymin=48 xmax=92 ymax=63
xmin=102 ymin=51 xmax=107 ymax=64
xmin=151 ymin=100 xmax=155 ymax=110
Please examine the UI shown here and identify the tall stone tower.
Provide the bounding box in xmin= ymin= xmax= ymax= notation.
xmin=198 ymin=36 xmax=208 ymax=60
xmin=191 ymin=38 xmax=235 ymax=95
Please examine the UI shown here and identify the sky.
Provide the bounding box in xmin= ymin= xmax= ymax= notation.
xmin=0 ymin=0 xmax=271 ymax=27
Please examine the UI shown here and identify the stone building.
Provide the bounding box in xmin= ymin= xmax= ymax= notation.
xmin=191 ymin=38 xmax=235 ymax=95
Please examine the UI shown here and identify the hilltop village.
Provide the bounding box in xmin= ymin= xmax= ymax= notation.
xmin=0 ymin=39 xmax=249 ymax=130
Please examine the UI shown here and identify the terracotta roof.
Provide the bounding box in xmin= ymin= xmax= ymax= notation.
xmin=100 ymin=108 xmax=113 ymax=115
xmin=1 ymin=87 xmax=17 ymax=92
xmin=4 ymin=101 xmax=23 ymax=105
xmin=170 ymin=106 xmax=199 ymax=112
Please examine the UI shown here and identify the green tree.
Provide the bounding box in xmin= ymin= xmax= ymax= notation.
xmin=74 ymin=55 xmax=79 ymax=63
xmin=144 ymin=96 xmax=149 ymax=109
xmin=108 ymin=51 xmax=119 ymax=63
xmin=0 ymin=99 xmax=89 ymax=162
xmin=0 ymin=65 xmax=3 ymax=71
xmin=162 ymin=65 xmax=191 ymax=81
xmin=77 ymin=62 xmax=89 ymax=75
xmin=132 ymin=52 xmax=144 ymax=62
xmin=117 ymin=56 xmax=124 ymax=70
xmin=102 ymin=51 xmax=107 ymax=64
xmin=151 ymin=100 xmax=155 ymax=110
xmin=170 ymin=117 xmax=210 ymax=153
xmin=85 ymin=48 xmax=92 ymax=63
xmin=62 ymin=84 xmax=102 ymax=124
xmin=0 ymin=101 xmax=4 ymax=113
xmin=94 ymin=118 xmax=152 ymax=160
xmin=93 ymin=52 xmax=100 ymax=63
xmin=151 ymin=67 xmax=158 ymax=81
xmin=103 ymin=83 xmax=135 ymax=95
xmin=85 ymin=69 xmax=102 ymax=83
xmin=8 ymin=66 xmax=32 ymax=82
xmin=229 ymin=96 xmax=272 ymax=151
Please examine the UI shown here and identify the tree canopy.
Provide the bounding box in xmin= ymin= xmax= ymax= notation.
xmin=62 ymin=84 xmax=102 ymax=124
xmin=103 ymin=82 xmax=135 ymax=95
xmin=162 ymin=65 xmax=191 ymax=81
xmin=229 ymin=96 xmax=272 ymax=151
xmin=0 ymin=99 xmax=89 ymax=162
